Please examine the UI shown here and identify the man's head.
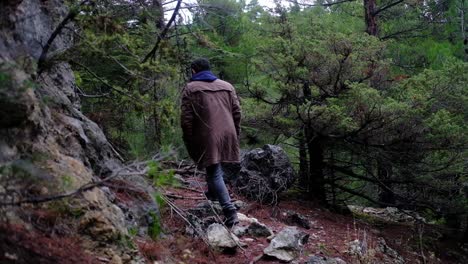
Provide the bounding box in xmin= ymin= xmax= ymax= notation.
xmin=191 ymin=58 xmax=211 ymax=74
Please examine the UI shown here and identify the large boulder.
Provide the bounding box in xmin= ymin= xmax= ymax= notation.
xmin=263 ymin=226 xmax=309 ymax=262
xmin=235 ymin=145 xmax=296 ymax=204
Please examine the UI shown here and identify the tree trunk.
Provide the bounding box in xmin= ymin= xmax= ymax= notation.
xmin=152 ymin=0 xmax=165 ymax=30
xmin=152 ymin=108 xmax=161 ymax=148
xmin=461 ymin=0 xmax=468 ymax=58
xmin=152 ymin=79 xmax=161 ymax=148
xmin=305 ymin=128 xmax=327 ymax=203
xmin=298 ymin=128 xmax=309 ymax=190
xmin=377 ymin=158 xmax=395 ymax=205
xmin=364 ymin=0 xmax=378 ymax=36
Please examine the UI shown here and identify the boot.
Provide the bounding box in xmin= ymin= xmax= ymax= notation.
xmin=223 ymin=208 xmax=239 ymax=228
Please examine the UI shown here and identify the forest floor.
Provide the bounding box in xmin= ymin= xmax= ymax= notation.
xmin=134 ymin=169 xmax=466 ymax=264
xmin=1 ymin=165 xmax=466 ymax=264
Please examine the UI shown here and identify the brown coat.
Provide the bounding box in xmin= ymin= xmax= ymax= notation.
xmin=181 ymin=79 xmax=241 ymax=168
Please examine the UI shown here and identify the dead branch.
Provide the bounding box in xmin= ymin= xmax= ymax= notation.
xmin=0 ymin=167 xmax=136 ymax=206
xmin=37 ymin=0 xmax=90 ymax=74
xmin=159 ymin=193 xmax=217 ymax=261
xmin=141 ymin=0 xmax=182 ymax=63
xmin=164 ymin=193 xmax=205 ymax=200
xmin=285 ymin=0 xmax=356 ymax=8
xmin=249 ymin=254 xmax=264 ymax=264
xmin=174 ymin=185 xmax=204 ymax=193
xmin=0 ymin=154 xmax=172 ymax=207
xmin=69 ymin=60 xmax=149 ymax=107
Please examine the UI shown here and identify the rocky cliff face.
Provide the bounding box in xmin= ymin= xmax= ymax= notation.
xmin=0 ymin=1 xmax=155 ymax=262
xmin=0 ymin=0 xmax=119 ymax=177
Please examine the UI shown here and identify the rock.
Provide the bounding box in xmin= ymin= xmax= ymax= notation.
xmin=286 ymin=211 xmax=311 ymax=229
xmin=347 ymin=239 xmax=365 ymax=257
xmin=376 ymin=237 xmax=405 ymax=264
xmin=235 ymin=145 xmax=296 ymax=204
xmin=304 ymin=255 xmax=347 ymax=264
xmin=207 ymin=223 xmax=243 ymax=250
xmin=79 ymin=204 xmax=127 ymax=241
xmin=185 ymin=214 xmax=205 ymax=237
xmin=111 ymin=176 xmax=160 ymax=237
xmin=232 ymin=225 xmax=249 ymax=237
xmin=347 ymin=205 xmax=425 ymax=224
xmin=110 ymin=254 xmax=123 ymax=264
xmin=0 ymin=65 xmax=37 ymax=128
xmin=233 ymin=213 xmax=273 ymax=237
xmin=238 ymin=212 xmax=259 ymax=224
xmin=0 ymin=0 xmax=157 ymax=262
xmin=188 ymin=201 xmax=222 ymax=218
xmin=247 ymin=221 xmax=274 ymax=237
xmin=264 ymin=226 xmax=309 ymax=262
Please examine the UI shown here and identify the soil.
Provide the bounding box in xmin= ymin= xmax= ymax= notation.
xmin=138 ymin=172 xmax=465 ymax=264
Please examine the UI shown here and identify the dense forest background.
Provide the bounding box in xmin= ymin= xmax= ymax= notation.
xmin=46 ymin=0 xmax=467 ymax=240
xmin=1 ymin=0 xmax=467 ymax=262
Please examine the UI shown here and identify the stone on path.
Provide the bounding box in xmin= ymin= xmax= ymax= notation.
xmin=207 ymin=223 xmax=243 ymax=250
xmin=263 ymin=226 xmax=309 ymax=262
xmin=247 ymin=221 xmax=274 ymax=237
xmin=285 ymin=211 xmax=312 ymax=229
xmin=304 ymin=255 xmax=347 ymax=264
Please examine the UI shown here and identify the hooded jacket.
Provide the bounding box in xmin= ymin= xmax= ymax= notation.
xmin=181 ymin=73 xmax=241 ymax=168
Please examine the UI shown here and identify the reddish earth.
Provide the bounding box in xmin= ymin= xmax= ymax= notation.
xmin=1 ymin=171 xmax=464 ymax=263
xmin=0 ymin=223 xmax=98 ymax=264
xmin=150 ymin=173 xmax=463 ymax=264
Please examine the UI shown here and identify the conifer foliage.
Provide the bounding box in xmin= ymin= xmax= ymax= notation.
xmin=69 ymin=0 xmax=467 ymax=238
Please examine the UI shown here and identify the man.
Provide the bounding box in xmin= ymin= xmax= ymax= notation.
xmin=180 ymin=58 xmax=241 ymax=227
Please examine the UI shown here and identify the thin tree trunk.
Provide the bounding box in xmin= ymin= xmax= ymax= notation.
xmin=329 ymin=151 xmax=337 ymax=206
xmin=298 ymin=128 xmax=309 ymax=190
xmin=364 ymin=0 xmax=378 ymax=36
xmin=152 ymin=76 xmax=161 ymax=148
xmin=460 ymin=0 xmax=468 ymax=58
xmin=153 ymin=0 xmax=165 ymax=30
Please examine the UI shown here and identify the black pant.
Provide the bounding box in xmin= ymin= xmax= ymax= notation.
xmin=205 ymin=163 xmax=236 ymax=215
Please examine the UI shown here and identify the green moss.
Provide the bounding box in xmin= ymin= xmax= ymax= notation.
xmin=47 ymin=198 xmax=84 ymax=218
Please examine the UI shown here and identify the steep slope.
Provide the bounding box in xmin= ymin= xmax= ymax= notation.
xmin=0 ymin=1 xmax=157 ymax=262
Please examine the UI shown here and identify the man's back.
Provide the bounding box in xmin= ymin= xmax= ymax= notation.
xmin=181 ymin=79 xmax=241 ymax=168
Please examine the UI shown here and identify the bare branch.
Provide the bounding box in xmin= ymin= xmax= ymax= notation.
xmin=373 ymin=0 xmax=404 ymax=16
xmin=142 ymin=0 xmax=182 ymax=63
xmin=37 ymin=0 xmax=90 ymax=74
xmin=69 ymin=60 xmax=149 ymax=107
xmin=0 ymin=167 xmax=142 ymax=206
xmin=286 ymin=0 xmax=356 ymax=7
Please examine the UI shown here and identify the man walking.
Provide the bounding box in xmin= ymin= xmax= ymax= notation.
xmin=180 ymin=58 xmax=240 ymax=227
